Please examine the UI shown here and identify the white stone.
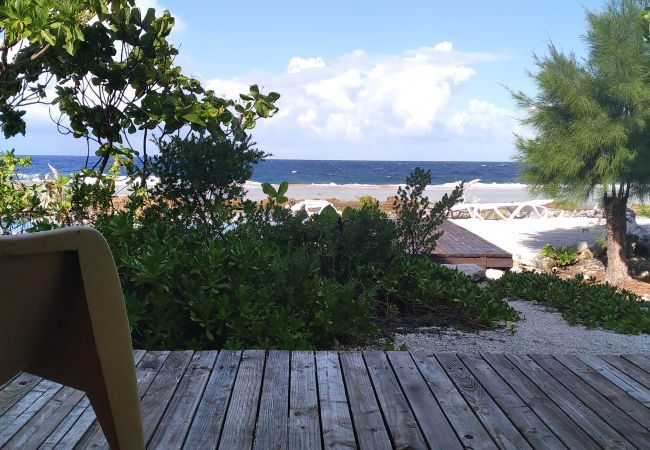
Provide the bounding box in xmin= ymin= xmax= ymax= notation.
xmin=441 ymin=263 xmax=486 ymax=281
xmin=485 ymin=269 xmax=505 ymax=280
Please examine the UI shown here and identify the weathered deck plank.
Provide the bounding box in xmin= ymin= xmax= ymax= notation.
xmin=554 ymin=354 xmax=650 ymax=429
xmin=148 ymin=351 xmax=218 ymax=449
xmin=437 ymin=353 xmax=533 ymax=450
xmin=411 ymin=350 xmax=497 ymax=450
xmin=339 ymin=352 xmax=392 ymax=450
xmin=0 ymin=350 xmax=648 ymax=449
xmin=315 ymin=351 xmax=356 ymax=450
xmin=289 ymin=351 xmax=321 ymax=450
xmin=459 ymin=354 xmax=564 ymax=449
xmin=622 ymin=353 xmax=650 ymax=373
xmin=431 ymin=221 xmax=513 ymax=268
xmin=217 ymin=350 xmax=265 ymax=450
xmin=364 ymin=351 xmax=427 ymax=450
xmin=184 ymin=350 xmax=241 ymax=449
xmin=386 ymin=351 xmax=462 ymax=450
xmin=482 ymin=353 xmax=598 ymax=450
xmin=253 ymin=350 xmax=289 ymax=450
xmin=505 ymin=354 xmax=634 ymax=449
xmin=530 ymin=354 xmax=650 ymax=449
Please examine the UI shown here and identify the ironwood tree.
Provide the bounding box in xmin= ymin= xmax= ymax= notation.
xmin=512 ymin=0 xmax=650 ymax=283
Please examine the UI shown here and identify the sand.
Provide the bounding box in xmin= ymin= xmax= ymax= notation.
xmin=452 ymin=216 xmax=650 ymax=266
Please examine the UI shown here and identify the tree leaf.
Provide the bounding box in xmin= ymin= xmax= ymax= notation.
xmin=277 ymin=180 xmax=288 ymax=196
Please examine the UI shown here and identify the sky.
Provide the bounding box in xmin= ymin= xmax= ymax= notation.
xmin=8 ymin=0 xmax=607 ymax=161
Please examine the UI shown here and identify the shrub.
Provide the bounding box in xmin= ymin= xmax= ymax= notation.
xmin=487 ymin=271 xmax=650 ymax=334
xmin=358 ymin=195 xmax=378 ymax=208
xmin=0 ymin=150 xmax=41 ymax=234
xmin=152 ymin=135 xmax=265 ymax=234
xmin=540 ymin=243 xmax=578 ymax=266
xmin=638 ymin=204 xmax=650 ymax=218
xmin=98 ymin=213 xmax=377 ymax=349
xmin=393 ymin=168 xmax=463 ymax=255
xmin=95 ymin=192 xmax=518 ymax=349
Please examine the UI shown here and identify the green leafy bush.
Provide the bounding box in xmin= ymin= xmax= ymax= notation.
xmin=95 ymin=193 xmax=518 ymax=350
xmin=0 ymin=150 xmax=42 ymax=234
xmin=487 ymin=271 xmax=650 ymax=334
xmin=153 ymin=135 xmax=265 ymax=234
xmin=638 ymin=204 xmax=650 ymax=218
xmin=358 ymin=195 xmax=378 ymax=208
xmin=393 ymin=167 xmax=463 ymax=255
xmin=540 ymin=243 xmax=578 ymax=266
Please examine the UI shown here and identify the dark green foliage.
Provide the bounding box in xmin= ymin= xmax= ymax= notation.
xmin=0 ymin=150 xmax=40 ymax=234
xmin=152 ymin=135 xmax=264 ymax=233
xmin=512 ymin=0 xmax=650 ymax=281
xmin=393 ymin=167 xmax=463 ymax=255
xmin=377 ymin=258 xmax=518 ymax=327
xmin=540 ymin=243 xmax=578 ymax=266
xmin=261 ymin=181 xmax=289 ymax=204
xmin=96 ymin=197 xmax=518 ymax=350
xmin=487 ymin=271 xmax=650 ymax=334
xmin=638 ymin=204 xmax=650 ymax=218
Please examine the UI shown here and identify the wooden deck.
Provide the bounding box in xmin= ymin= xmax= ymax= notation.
xmin=1 ymin=351 xmax=648 ymax=449
xmin=432 ymin=221 xmax=513 ymax=269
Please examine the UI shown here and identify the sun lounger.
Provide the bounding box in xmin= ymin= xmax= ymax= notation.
xmin=0 ymin=227 xmax=144 ymax=449
xmin=289 ymin=199 xmax=339 ymax=216
xmin=452 ymin=199 xmax=553 ymax=220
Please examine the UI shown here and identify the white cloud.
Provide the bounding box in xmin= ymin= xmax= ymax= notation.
xmin=202 ymin=42 xmax=519 ymax=159
xmin=287 ymin=57 xmax=326 ymax=73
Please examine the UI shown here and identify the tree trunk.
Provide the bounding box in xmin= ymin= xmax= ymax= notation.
xmin=603 ymin=195 xmax=630 ymax=284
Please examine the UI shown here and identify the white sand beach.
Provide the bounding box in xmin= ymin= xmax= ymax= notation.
xmin=452 ymin=216 xmax=650 ymax=266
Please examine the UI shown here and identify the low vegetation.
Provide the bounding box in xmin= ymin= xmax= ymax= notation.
xmin=487 ymin=271 xmax=650 ymax=334
xmin=540 ymin=243 xmax=578 ymax=267
xmin=638 ymin=204 xmax=650 ymax=218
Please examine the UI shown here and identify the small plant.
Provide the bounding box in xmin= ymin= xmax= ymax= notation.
xmin=358 ymin=195 xmax=378 ymax=208
xmin=595 ymin=235 xmax=607 ymax=253
xmin=540 ymin=243 xmax=578 ymax=266
xmin=638 ymin=204 xmax=650 ymax=218
xmin=393 ymin=167 xmax=463 ymax=255
xmin=383 ymin=340 xmax=408 ymax=351
xmin=262 ymin=181 xmax=289 ymax=205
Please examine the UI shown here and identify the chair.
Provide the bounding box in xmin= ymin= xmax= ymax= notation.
xmin=0 ymin=227 xmax=144 ymax=449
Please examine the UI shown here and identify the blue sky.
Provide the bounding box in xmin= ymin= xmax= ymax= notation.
xmin=9 ymin=0 xmax=605 ymax=160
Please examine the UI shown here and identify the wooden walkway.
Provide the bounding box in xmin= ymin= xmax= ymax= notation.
xmin=432 ymin=221 xmax=513 ymax=269
xmin=1 ymin=351 xmax=648 ymax=449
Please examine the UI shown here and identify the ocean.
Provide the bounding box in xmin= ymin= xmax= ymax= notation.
xmin=16 ymin=155 xmax=520 ymax=186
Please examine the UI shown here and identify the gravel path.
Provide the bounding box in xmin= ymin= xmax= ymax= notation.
xmin=388 ymin=300 xmax=650 ymax=354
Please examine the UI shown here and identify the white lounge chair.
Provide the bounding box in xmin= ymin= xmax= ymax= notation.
xmin=455 ymin=199 xmax=553 ymax=220
xmin=289 ymin=199 xmax=339 ymax=216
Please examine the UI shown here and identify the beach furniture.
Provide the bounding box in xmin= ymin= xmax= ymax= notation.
xmin=289 ymin=199 xmax=339 ymax=216
xmin=453 ymin=198 xmax=553 ymax=220
xmin=0 ymin=227 xmax=144 ymax=449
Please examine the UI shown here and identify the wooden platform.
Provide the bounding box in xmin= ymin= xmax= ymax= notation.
xmin=1 ymin=351 xmax=648 ymax=449
xmin=432 ymin=221 xmax=513 ymax=269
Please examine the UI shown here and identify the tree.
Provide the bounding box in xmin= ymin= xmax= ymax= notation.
xmin=1 ymin=1 xmax=279 ymax=180
xmin=512 ymin=0 xmax=650 ymax=283
xmin=0 ymin=0 xmax=131 ymax=136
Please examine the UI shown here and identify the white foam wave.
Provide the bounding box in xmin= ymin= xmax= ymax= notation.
xmin=246 ymin=181 xmax=528 ymax=190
